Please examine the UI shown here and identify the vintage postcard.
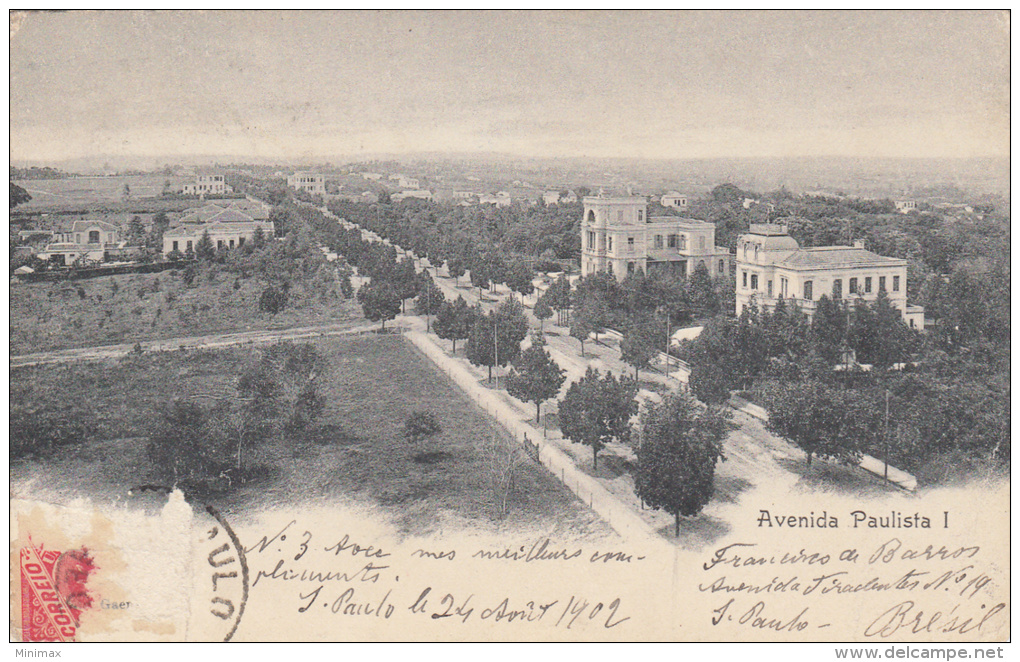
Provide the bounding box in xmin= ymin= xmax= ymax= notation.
xmin=9 ymin=10 xmax=1010 ymax=647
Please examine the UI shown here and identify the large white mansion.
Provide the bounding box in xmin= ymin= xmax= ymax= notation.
xmin=579 ymin=196 xmax=924 ymax=328
xmin=580 ymin=195 xmax=732 ymax=281
xmin=735 ymin=223 xmax=924 ymax=328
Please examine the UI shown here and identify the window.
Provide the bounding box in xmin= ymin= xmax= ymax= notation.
xmin=750 ymin=274 xmax=758 ymax=290
xmin=767 ymin=280 xmax=772 ymax=297
xmin=617 ymin=210 xmax=624 ymax=223
xmin=238 ymin=237 xmax=245 ymax=246
xmin=654 ymin=235 xmax=663 ymax=249
xmin=742 ymin=271 xmax=747 ymax=288
xmin=879 ymin=276 xmax=886 ymax=291
xmin=804 ymin=281 xmax=813 ymax=300
xmin=607 ymin=237 xmax=613 ymax=252
xmin=637 ymin=209 xmax=644 ymax=222
xmin=187 ymin=241 xmax=193 ymax=251
xmin=627 ymin=261 xmax=635 ymax=274
xmin=849 ymin=278 xmax=858 ymax=294
xmin=627 ymin=237 xmax=634 ymax=247
xmin=172 ymin=241 xmax=179 ymax=252
xmin=719 ymin=259 xmax=725 ymax=275
xmin=76 ymin=234 xmax=82 ymax=243
xmin=88 ymin=230 xmax=100 ymax=243
xmin=832 ymin=279 xmax=842 ymax=299
xmin=864 ymin=277 xmax=872 ymax=293
xmin=668 ymin=234 xmax=678 ymax=248
xmin=893 ymin=275 xmax=900 ymax=292
xmin=217 ymin=240 xmax=224 ymax=250
xmin=679 ymin=235 xmax=687 ymax=250
xmin=678 ymin=261 xmax=687 ymax=278
xmin=587 ymin=231 xmax=596 ymax=250
xmin=229 ymin=239 xmax=235 ymax=248
xmin=780 ymin=277 xmax=788 ymax=298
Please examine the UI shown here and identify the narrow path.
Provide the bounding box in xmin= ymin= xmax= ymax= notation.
xmin=10 ymin=321 xmax=398 ymax=368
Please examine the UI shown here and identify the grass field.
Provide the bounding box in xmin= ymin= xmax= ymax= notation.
xmin=15 ymin=175 xmax=192 ymax=208
xmin=10 ymin=335 xmax=612 ymax=539
xmin=9 ymin=268 xmax=361 ymax=354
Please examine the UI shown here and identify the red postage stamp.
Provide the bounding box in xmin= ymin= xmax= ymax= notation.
xmin=19 ymin=541 xmax=96 ymax=642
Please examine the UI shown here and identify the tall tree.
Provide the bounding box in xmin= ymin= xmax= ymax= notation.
xmin=466 ymin=308 xmax=525 ymax=383
xmin=636 ymin=392 xmax=729 ymax=536
xmin=505 ymin=334 xmax=566 ymax=421
xmin=414 ymin=271 xmax=446 ymax=330
xmin=433 ymin=295 xmax=475 ymax=353
xmin=533 ymin=296 xmax=553 ymax=332
xmin=357 ymin=279 xmax=402 ymax=331
xmin=620 ymin=315 xmax=661 ymax=381
xmin=195 ymin=230 xmax=215 ymax=261
xmin=558 ymin=367 xmax=638 ymax=470
xmin=544 ymin=273 xmax=573 ymax=325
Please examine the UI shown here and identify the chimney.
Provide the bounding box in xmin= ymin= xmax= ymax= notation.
xmin=853 ymin=239 xmax=866 ymax=249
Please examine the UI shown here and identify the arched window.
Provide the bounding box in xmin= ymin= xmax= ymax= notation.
xmin=587 ymin=210 xmax=596 ymax=224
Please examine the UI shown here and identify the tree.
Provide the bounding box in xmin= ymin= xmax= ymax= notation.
xmin=466 ymin=309 xmax=524 ymax=383
xmin=127 ymin=215 xmax=146 ymax=244
xmin=544 ymin=273 xmax=573 ymax=325
xmin=404 ymin=410 xmax=441 ymax=445
xmin=533 ymin=296 xmax=553 ymax=332
xmin=505 ymin=334 xmax=566 ymax=421
xmin=505 ymin=260 xmax=535 ymax=300
xmin=414 ymin=271 xmax=446 ymax=330
xmin=469 ymin=256 xmax=491 ymax=299
xmin=392 ymin=258 xmax=419 ymax=313
xmin=496 ymin=296 xmax=530 ymax=348
xmin=251 ymin=226 xmax=267 ymax=249
xmin=571 ymin=294 xmax=609 ymax=352
xmin=147 ymin=400 xmax=228 ymax=484
xmin=10 ymin=182 xmax=31 ymax=209
xmin=688 ymin=361 xmax=731 ymax=406
xmin=433 ymin=295 xmax=476 ymax=353
xmin=259 ymin=285 xmax=288 ymax=314
xmin=357 ymin=279 xmax=402 ymax=331
xmin=446 ymin=254 xmax=467 ymax=284
xmin=759 ymin=379 xmax=880 ymax=467
xmin=687 ymin=261 xmax=718 ymax=316
xmin=558 ymin=367 xmax=638 ymax=470
xmin=620 ymin=315 xmax=661 ymax=381
xmin=195 ymin=230 xmax=215 ymax=261
xmin=636 ymin=392 xmax=729 ymax=537
xmin=569 ymin=308 xmax=594 ymax=356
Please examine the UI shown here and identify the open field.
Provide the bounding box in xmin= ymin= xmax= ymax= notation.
xmin=10 ymin=334 xmax=612 ymax=539
xmin=9 ymin=268 xmax=360 ymax=354
xmin=14 ymin=175 xmax=192 ymax=208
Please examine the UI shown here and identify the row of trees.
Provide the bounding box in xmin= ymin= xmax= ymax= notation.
xmin=296 ymin=202 xmax=733 ymax=534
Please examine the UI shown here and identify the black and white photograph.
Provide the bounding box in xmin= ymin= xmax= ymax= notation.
xmin=8 ymin=10 xmax=1010 ymax=648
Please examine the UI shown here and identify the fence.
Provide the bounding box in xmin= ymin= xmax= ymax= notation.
xmin=404 ymin=330 xmax=664 ymax=545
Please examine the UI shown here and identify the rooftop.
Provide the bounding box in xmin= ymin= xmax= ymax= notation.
xmin=779 ymin=247 xmax=905 ymax=269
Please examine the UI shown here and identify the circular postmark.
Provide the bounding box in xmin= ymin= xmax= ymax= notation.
xmin=196 ymin=505 xmax=250 ymax=642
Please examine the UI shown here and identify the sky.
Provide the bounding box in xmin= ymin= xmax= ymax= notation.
xmin=8 ymin=10 xmax=1011 ymax=164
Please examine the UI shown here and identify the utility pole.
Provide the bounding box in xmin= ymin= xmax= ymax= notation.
xmin=884 ymin=388 xmax=890 ymax=480
xmin=493 ymin=315 xmax=499 ymax=389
